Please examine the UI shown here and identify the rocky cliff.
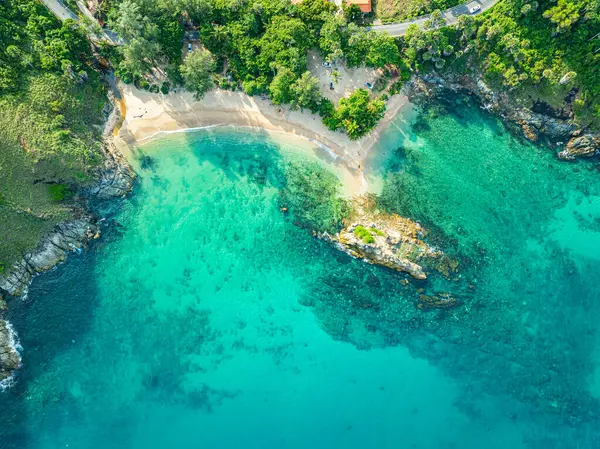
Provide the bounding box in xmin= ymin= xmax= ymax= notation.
xmin=0 ymin=92 xmax=135 ymax=387
xmin=407 ymin=74 xmax=600 ymax=162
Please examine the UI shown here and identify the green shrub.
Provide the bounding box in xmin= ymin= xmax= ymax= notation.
xmin=318 ymin=97 xmax=335 ymax=117
xmin=243 ymin=77 xmax=268 ymax=96
xmin=369 ymin=227 xmax=385 ymax=236
xmin=48 ymin=184 xmax=72 ymax=202
xmin=137 ymin=79 xmax=150 ymax=90
xmin=354 ymin=226 xmax=375 ymax=244
xmin=160 ymin=82 xmax=170 ymax=95
xmin=165 ymin=64 xmax=184 ymax=86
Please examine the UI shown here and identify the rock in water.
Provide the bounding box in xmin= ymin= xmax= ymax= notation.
xmin=0 ymin=319 xmax=21 ymax=386
xmin=559 ymin=135 xmax=600 ymax=160
xmin=319 ymin=195 xmax=447 ymax=280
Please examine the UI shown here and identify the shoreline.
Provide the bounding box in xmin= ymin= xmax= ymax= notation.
xmin=116 ymin=85 xmax=411 ymax=194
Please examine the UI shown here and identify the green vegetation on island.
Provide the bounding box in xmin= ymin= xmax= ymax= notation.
xmin=353 ymin=225 xmax=376 ymax=244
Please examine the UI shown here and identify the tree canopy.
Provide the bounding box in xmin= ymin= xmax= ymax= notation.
xmin=180 ymin=48 xmax=216 ymax=99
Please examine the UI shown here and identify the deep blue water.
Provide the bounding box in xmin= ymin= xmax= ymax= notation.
xmin=2 ymin=101 xmax=600 ymax=448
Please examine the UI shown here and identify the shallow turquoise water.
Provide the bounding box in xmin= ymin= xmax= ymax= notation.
xmin=2 ymin=100 xmax=600 ymax=448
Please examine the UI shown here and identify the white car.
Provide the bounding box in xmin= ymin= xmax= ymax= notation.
xmin=322 ymin=62 xmax=332 ymax=68
xmin=187 ymin=43 xmax=193 ymax=53
xmin=469 ymin=4 xmax=481 ymax=13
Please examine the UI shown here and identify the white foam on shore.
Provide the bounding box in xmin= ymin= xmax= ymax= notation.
xmin=136 ymin=123 xmax=344 ymax=163
xmin=307 ymin=138 xmax=340 ymax=160
xmin=0 ymin=320 xmax=22 ymax=391
xmin=137 ymin=123 xmax=225 ymax=143
xmin=133 ymin=123 xmax=366 ymax=196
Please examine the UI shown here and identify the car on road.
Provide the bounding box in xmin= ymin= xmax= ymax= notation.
xmin=364 ymin=82 xmax=373 ymax=90
xmin=329 ymin=82 xmax=334 ymax=90
xmin=469 ymin=4 xmax=481 ymax=13
xmin=187 ymin=43 xmax=193 ymax=52
xmin=322 ymin=62 xmax=332 ymax=67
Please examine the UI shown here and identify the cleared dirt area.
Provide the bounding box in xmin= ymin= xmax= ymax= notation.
xmin=307 ymin=51 xmax=380 ymax=104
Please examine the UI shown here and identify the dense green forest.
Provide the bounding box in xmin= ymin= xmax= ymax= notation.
xmin=401 ymin=0 xmax=600 ymax=125
xmin=0 ymin=0 xmax=108 ymax=274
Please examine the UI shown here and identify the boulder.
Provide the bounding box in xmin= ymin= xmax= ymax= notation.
xmin=559 ymin=135 xmax=600 ymax=160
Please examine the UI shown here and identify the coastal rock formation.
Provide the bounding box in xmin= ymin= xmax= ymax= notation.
xmin=85 ymin=140 xmax=136 ymax=199
xmin=0 ymin=98 xmax=134 ymax=298
xmin=0 ymin=313 xmax=21 ymax=387
xmin=0 ymin=81 xmax=135 ymax=387
xmin=558 ymin=134 xmax=600 ymax=160
xmin=319 ymin=195 xmax=445 ymax=280
xmin=409 ymin=74 xmax=597 ymax=161
xmin=0 ymin=220 xmax=99 ymax=297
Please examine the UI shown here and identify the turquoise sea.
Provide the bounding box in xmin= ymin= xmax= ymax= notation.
xmin=2 ymin=98 xmax=600 ymax=448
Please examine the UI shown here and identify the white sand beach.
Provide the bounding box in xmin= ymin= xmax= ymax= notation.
xmin=115 ymin=84 xmax=410 ymax=194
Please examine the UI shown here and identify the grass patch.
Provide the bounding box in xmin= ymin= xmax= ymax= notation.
xmin=0 ymin=73 xmax=106 ymax=271
xmin=369 ymin=227 xmax=386 ymax=236
xmin=48 ymin=184 xmax=73 ymax=202
xmin=354 ymin=226 xmax=376 ymax=244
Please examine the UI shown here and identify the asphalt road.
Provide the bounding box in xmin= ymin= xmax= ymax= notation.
xmin=371 ymin=0 xmax=501 ymax=36
xmin=40 ymin=0 xmax=78 ymax=22
xmin=39 ymin=0 xmax=123 ymax=44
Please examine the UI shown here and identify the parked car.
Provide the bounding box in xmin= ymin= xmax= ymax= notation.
xmin=469 ymin=4 xmax=481 ymax=13
xmin=322 ymin=62 xmax=332 ymax=68
xmin=364 ymin=82 xmax=373 ymax=90
xmin=329 ymin=82 xmax=334 ymax=90
xmin=187 ymin=43 xmax=193 ymax=53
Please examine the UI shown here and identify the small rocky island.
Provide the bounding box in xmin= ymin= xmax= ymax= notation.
xmin=318 ymin=195 xmax=456 ymax=281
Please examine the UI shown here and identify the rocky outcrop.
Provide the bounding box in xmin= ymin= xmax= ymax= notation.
xmin=0 ymin=220 xmax=100 ymax=297
xmin=0 ymin=86 xmax=134 ymax=298
xmin=319 ymin=195 xmax=449 ymax=280
xmin=0 ymin=85 xmax=135 ymax=386
xmin=418 ymin=293 xmax=459 ymax=310
xmin=0 ymin=140 xmax=133 ymax=299
xmin=85 ymin=140 xmax=135 ymax=199
xmin=559 ymin=134 xmax=600 ymax=160
xmin=408 ymin=73 xmax=598 ymax=161
xmin=0 ymin=296 xmax=21 ymax=388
